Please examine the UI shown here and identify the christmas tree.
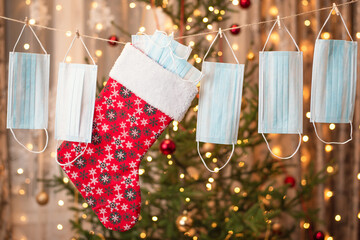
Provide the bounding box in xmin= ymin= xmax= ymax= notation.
xmin=46 ymin=1 xmax=327 ymax=239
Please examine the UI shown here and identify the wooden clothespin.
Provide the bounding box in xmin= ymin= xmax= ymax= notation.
xmin=219 ymin=28 xmax=223 ymax=38
xmin=76 ymin=29 xmax=80 ymax=38
xmin=277 ymin=16 xmax=281 ymax=29
xmin=24 ymin=17 xmax=29 ymax=25
xmin=333 ymin=3 xmax=340 ymax=15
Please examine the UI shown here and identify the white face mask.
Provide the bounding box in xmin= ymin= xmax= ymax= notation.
xmin=310 ymin=6 xmax=357 ymax=144
xmin=7 ymin=23 xmax=50 ymax=153
xmin=55 ymin=35 xmax=98 ymax=144
xmin=196 ymin=30 xmax=244 ymax=172
xmin=258 ymin=19 xmax=303 ymax=159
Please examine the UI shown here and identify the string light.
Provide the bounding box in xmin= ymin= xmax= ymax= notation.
xmin=129 ymin=2 xmax=136 ymax=8
xmin=17 ymin=168 xmax=24 ymax=175
xmin=180 ymin=173 xmax=185 ymax=179
xmin=65 ymin=56 xmax=72 ymax=63
xmin=139 ymin=169 xmax=145 ymax=175
xmin=57 ymin=224 xmax=63 ymax=230
xmin=302 ymin=0 xmax=309 ymax=6
xmin=238 ymin=161 xmax=245 ymax=167
xmin=205 ymin=152 xmax=212 ymax=158
xmin=335 ymin=214 xmax=341 ymax=221
xmin=140 ymin=232 xmax=146 ymax=238
xmin=185 ymin=197 xmax=190 ymax=202
xmin=152 ymin=216 xmax=158 ymax=222
xmin=28 ymin=19 xmax=35 ymax=25
xmin=214 ymin=9 xmax=219 ymax=14
xmin=234 ymin=187 xmax=240 ymax=193
xmin=232 ymin=43 xmax=239 ymax=51
xmin=327 ymin=237 xmax=333 ymax=240
xmin=306 ymin=112 xmax=311 ymax=118
xmin=56 ymin=4 xmax=62 ymax=11
xmin=233 ymin=206 xmax=239 ymax=211
xmin=66 ymin=31 xmax=72 ymax=37
xmin=356 ymin=32 xmax=360 ymax=39
xmin=189 ymin=41 xmax=195 ymax=47
xmin=146 ymin=5 xmax=151 ymax=10
xmin=25 ymin=0 xmax=31 ymax=5
xmin=325 ymin=144 xmax=333 ymax=152
xmin=20 ymin=215 xmax=27 ymax=222
xmin=147 ymin=156 xmax=152 ymax=162
xmin=95 ymin=50 xmax=102 ymax=57
xmin=321 ymin=32 xmax=331 ymax=39
xmin=304 ymin=19 xmax=311 ymax=26
xmin=324 ymin=189 xmax=333 ymax=199
xmin=63 ymin=177 xmax=69 ymax=183
xmin=302 ymin=135 xmax=309 ymax=142
xmin=82 ymin=202 xmax=88 ymax=208
xmin=212 ymin=158 xmax=217 ymax=163
xmin=25 ymin=178 xmax=30 ymax=184
xmin=269 ymin=6 xmax=278 ymax=16
xmin=202 ymin=17 xmax=209 ymax=23
xmin=232 ymin=0 xmax=239 ymax=6
xmin=357 ymin=212 xmax=360 ymax=219
xmin=206 ymin=183 xmax=212 ymax=190
xmin=326 ymin=166 xmax=334 ymax=173
xmin=95 ymin=23 xmax=103 ymax=31
xmin=91 ymin=1 xmax=98 ymax=8
xmin=208 ymin=177 xmax=214 ymax=183
xmin=179 ymin=187 xmax=184 ymax=192
xmin=214 ymin=167 xmax=219 ymax=173
xmin=208 ymin=6 xmax=214 ymax=11
xmin=139 ymin=26 xmax=146 ymax=33
xmin=357 ymin=173 xmax=360 ymax=180
xmin=167 ymin=154 xmax=171 ymax=159
xmin=220 ymin=10 xmax=225 ymax=15
xmin=272 ymin=147 xmax=281 ymax=156
xmin=168 ymin=160 xmax=173 ymax=165
xmin=329 ymin=123 xmax=336 ymax=130
xmin=207 ymin=24 xmax=213 ymax=30
xmin=58 ymin=200 xmax=64 ymax=206
xmin=19 ymin=189 xmax=25 ymax=195
xmin=303 ymin=222 xmax=310 ymax=229
xmin=186 ymin=25 xmax=191 ymax=30
xmin=82 ymin=214 xmax=87 ymax=219
xmin=270 ymin=32 xmax=280 ymax=43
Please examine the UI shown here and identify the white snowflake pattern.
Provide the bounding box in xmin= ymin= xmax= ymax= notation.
xmin=111 ymin=164 xmax=119 ymax=171
xmin=102 ymin=96 xmax=114 ymax=109
xmin=135 ymin=107 xmax=142 ymax=115
xmin=124 ymin=224 xmax=131 ymax=231
xmin=107 ymin=199 xmax=119 ymax=212
xmin=121 ymin=204 xmax=128 ymax=211
xmin=90 ymin=177 xmax=98 ymax=185
xmin=105 ymin=153 xmax=114 ymax=161
xmin=110 ymin=80 xmax=118 ymax=88
xmin=97 ymin=159 xmax=110 ymax=172
xmin=81 ymin=183 xmax=94 ymax=196
xmin=117 ymin=101 xmax=124 ymax=109
xmin=89 ymin=168 xmax=97 ymax=176
xmin=126 ymin=113 xmax=140 ymax=126
xmin=116 ymin=193 xmax=123 ymax=201
xmin=134 ymin=98 xmax=142 ymax=106
xmin=97 ymin=113 xmax=105 ymax=121
xmin=111 ymin=214 xmax=120 ymax=222
xmin=122 ymin=176 xmax=134 ymax=188
xmin=112 ymin=136 xmax=124 ymax=149
xmin=96 ymin=188 xmax=104 ymax=195
xmin=111 ymin=89 xmax=119 ymax=98
xmin=130 ymin=168 xmax=138 ymax=176
xmin=95 ymin=105 xmax=103 ymax=112
xmin=100 ymin=216 xmax=109 ymax=225
xmin=76 ymin=158 xmax=86 ymax=167
xmin=159 ymin=115 xmax=167 ymax=123
xmin=140 ymin=118 xmax=148 ymax=126
xmin=102 ymin=124 xmax=109 ymax=132
xmin=121 ymin=130 xmax=128 ymax=138
xmin=71 ymin=143 xmax=84 ymax=154
xmin=125 ymin=141 xmax=133 ymax=149
xmin=114 ymin=184 xmax=122 ymax=191
xmin=107 ymin=111 xmax=117 ymax=121
xmin=144 ymin=139 xmax=152 ymax=147
xmin=64 ymin=152 xmax=72 ymax=159
xmin=87 ymin=198 xmax=95 ymax=206
xmin=126 ymin=190 xmax=135 ymax=199
xmin=121 ymin=88 xmax=131 ymax=97
xmin=101 ymin=174 xmax=110 ymax=184
xmin=71 ymin=172 xmax=78 ymax=179
xmin=87 ymin=147 xmax=94 ymax=155
xmin=130 ymin=128 xmax=140 ymax=138
xmin=145 ymin=105 xmax=155 ymax=114
xmin=105 ymin=144 xmax=112 ymax=152
xmin=120 ymin=122 xmax=127 ymax=129
xmin=129 ymin=161 xmax=137 ymax=169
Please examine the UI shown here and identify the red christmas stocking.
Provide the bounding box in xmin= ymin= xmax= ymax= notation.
xmin=57 ymin=43 xmax=197 ymax=232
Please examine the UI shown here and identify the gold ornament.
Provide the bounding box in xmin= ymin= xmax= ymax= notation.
xmin=36 ymin=191 xmax=49 ymax=205
xmin=247 ymin=51 xmax=255 ymax=61
xmin=176 ymin=211 xmax=193 ymax=232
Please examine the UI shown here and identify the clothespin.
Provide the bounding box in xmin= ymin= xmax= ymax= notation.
xmin=76 ymin=29 xmax=80 ymax=38
xmin=24 ymin=17 xmax=29 ymax=25
xmin=333 ymin=3 xmax=340 ymax=15
xmin=219 ymin=28 xmax=223 ymax=38
xmin=277 ymin=16 xmax=281 ymax=29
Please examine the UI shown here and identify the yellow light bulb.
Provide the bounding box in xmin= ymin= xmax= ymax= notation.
xmin=95 ymin=50 xmax=102 ymax=57
xmin=208 ymin=177 xmax=214 ymax=183
xmin=56 ymin=4 xmax=62 ymax=11
xmin=325 ymin=144 xmax=333 ymax=152
xmin=335 ymin=214 xmax=341 ymax=221
xmin=95 ymin=23 xmax=103 ymax=31
xmin=58 ymin=200 xmax=64 ymax=206
xmin=303 ymin=222 xmax=310 ymax=229
xmin=129 ymin=2 xmax=136 ymax=8
xmin=202 ymin=17 xmax=209 ymax=23
xmin=152 ymin=216 xmax=158 ymax=221
xmin=208 ymin=6 xmax=214 ymax=11
xmin=269 ymin=6 xmax=278 ymax=16
xmin=327 ymin=166 xmax=334 ymax=173
xmin=306 ymin=112 xmax=311 ymax=118
xmin=23 ymin=44 xmax=30 ymax=50
xmin=140 ymin=232 xmax=146 ymax=238
xmin=57 ymin=224 xmax=63 ymax=230
xmin=302 ymin=135 xmax=309 ymax=142
xmin=234 ymin=187 xmax=240 ymax=193
xmin=304 ymin=20 xmax=311 ymax=26
xmin=321 ymin=32 xmax=331 ymax=40
xmin=205 ymin=152 xmax=212 ymax=158
xmin=356 ymin=32 xmax=360 ymax=39
xmin=180 ymin=173 xmax=185 ymax=179
xmin=17 ymin=168 xmax=24 ymax=175
xmin=329 ymin=123 xmax=336 ymax=130
xmin=185 ymin=197 xmax=190 ymax=202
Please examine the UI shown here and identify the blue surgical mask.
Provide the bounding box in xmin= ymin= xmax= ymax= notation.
xmin=310 ymin=6 xmax=357 ymax=144
xmin=258 ymin=20 xmax=303 ymax=159
xmin=196 ymin=30 xmax=244 ymax=172
xmin=7 ymin=23 xmax=50 ymax=153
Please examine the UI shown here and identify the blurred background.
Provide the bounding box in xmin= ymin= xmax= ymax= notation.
xmin=0 ymin=0 xmax=360 ymax=239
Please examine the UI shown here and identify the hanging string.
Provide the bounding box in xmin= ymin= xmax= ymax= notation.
xmin=0 ymin=0 xmax=358 ymax=44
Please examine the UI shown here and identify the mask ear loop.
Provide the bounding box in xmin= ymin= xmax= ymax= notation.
xmin=55 ymin=141 xmax=89 ymax=166
xmin=261 ymin=132 xmax=302 ymax=159
xmin=197 ymin=28 xmax=240 ymax=172
xmin=9 ymin=19 xmax=49 ymax=153
xmin=316 ymin=3 xmax=354 ymax=41
xmin=197 ymin=142 xmax=235 ymax=173
xmin=63 ymin=30 xmax=96 ymax=65
xmin=312 ymin=122 xmax=352 ymax=144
